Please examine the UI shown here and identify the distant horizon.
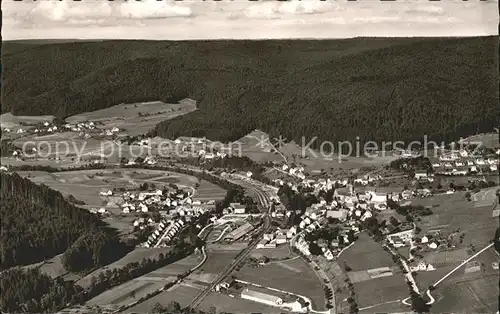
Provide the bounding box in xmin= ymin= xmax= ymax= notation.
xmin=5 ymin=34 xmax=499 ymax=43
xmin=3 ymin=0 xmax=498 ymax=40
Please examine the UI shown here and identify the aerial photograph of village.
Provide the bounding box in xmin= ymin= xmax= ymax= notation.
xmin=1 ymin=1 xmax=499 ymax=314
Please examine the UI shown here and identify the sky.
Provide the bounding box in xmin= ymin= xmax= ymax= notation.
xmin=3 ymin=0 xmax=499 ymax=40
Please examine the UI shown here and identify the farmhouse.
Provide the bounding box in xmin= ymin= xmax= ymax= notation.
xmin=256 ymin=239 xmax=269 ymax=249
xmin=240 ymin=288 xmax=283 ymax=307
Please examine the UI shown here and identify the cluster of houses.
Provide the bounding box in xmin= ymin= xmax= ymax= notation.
xmin=125 ymin=155 xmax=158 ymax=166
xmin=256 ymin=228 xmax=293 ymax=249
xmin=3 ymin=127 xmax=27 ymax=134
xmin=98 ymin=186 xmax=217 ymax=217
xmin=431 ymin=155 xmax=498 ymax=176
xmin=386 ymin=224 xmax=414 ymax=248
xmin=5 ymin=120 xmax=119 ymax=140
xmin=281 ymin=164 xmax=306 ymax=180
xmin=144 ymin=218 xmax=186 ymax=248
xmin=291 ymin=189 xmax=388 ymax=260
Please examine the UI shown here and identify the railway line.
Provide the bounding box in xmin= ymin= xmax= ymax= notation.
xmin=186 ymin=176 xmax=274 ymax=310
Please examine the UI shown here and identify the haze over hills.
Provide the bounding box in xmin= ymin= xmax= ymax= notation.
xmin=2 ymin=37 xmax=498 ymax=146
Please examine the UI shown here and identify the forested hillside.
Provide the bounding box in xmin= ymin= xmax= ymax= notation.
xmin=0 ymin=172 xmax=105 ymax=269
xmin=3 ymin=37 xmax=498 ymax=145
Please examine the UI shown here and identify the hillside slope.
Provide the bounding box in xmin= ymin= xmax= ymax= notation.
xmin=2 ymin=37 xmax=498 ymax=144
xmin=0 ymin=172 xmax=105 ymax=269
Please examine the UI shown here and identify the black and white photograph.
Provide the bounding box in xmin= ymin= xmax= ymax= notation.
xmin=1 ymin=1 xmax=499 ymax=314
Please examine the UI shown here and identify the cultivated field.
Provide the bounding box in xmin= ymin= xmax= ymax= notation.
xmin=411 ymin=192 xmax=496 ymax=249
xmin=123 ymin=285 xmax=199 ymax=314
xmin=337 ymin=233 xmax=396 ymax=271
xmin=200 ymin=292 xmax=283 ymax=314
xmin=86 ymin=253 xmax=203 ymax=307
xmin=249 ymin=244 xmax=295 ymax=260
xmin=194 ymin=179 xmax=226 ymax=201
xmin=16 ymin=168 xmax=211 ymax=210
xmin=431 ymin=275 xmax=499 ymax=313
xmin=353 ymin=275 xmax=409 ymax=310
xmin=86 ymin=280 xmax=166 ymax=308
xmin=128 ymin=284 xmax=280 ymax=314
xmin=66 ymin=99 xmax=197 ymax=137
xmin=191 ymin=251 xmax=239 ymax=283
xmin=423 ymin=247 xmax=499 ymax=313
xmin=236 ymin=257 xmax=324 ymax=309
xmin=77 ymin=248 xmax=173 ymax=288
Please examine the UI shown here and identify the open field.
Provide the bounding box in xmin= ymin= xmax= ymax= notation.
xmin=16 ymin=168 xmax=207 ymax=209
xmin=194 ymin=179 xmax=227 ymax=201
xmin=123 ymin=285 xmax=199 ymax=314
xmin=237 ymin=130 xmax=399 ymax=171
xmin=207 ymin=243 xmax=249 ymax=252
xmin=21 ymin=254 xmax=68 ymax=279
xmin=420 ymin=247 xmax=499 ymax=312
xmin=337 ymin=233 xmax=395 ymax=271
xmin=77 ymin=248 xmax=173 ymax=288
xmin=191 ymin=251 xmax=239 ymax=281
xmin=86 ymin=253 xmax=202 ymax=307
xmin=236 ymin=257 xmax=324 ymax=309
xmin=353 ymin=274 xmax=409 ymax=309
xmin=87 ymin=280 xmax=165 ymax=308
xmin=359 ymin=299 xmax=412 ymax=314
xmin=460 ymin=132 xmax=499 ymax=149
xmin=249 ymin=244 xmax=295 ymax=260
xmin=411 ymin=192 xmax=497 ymax=249
xmin=472 ymin=187 xmax=499 ymax=208
xmin=431 ymin=275 xmax=499 ymax=313
xmin=200 ymin=292 xmax=283 ymax=314
xmin=66 ymin=100 xmax=197 ymax=137
xmin=0 ymin=112 xmax=54 ymax=130
xmin=236 ymin=130 xmax=284 ymax=163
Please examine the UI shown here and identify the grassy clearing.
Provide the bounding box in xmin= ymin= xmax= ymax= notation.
xmin=194 ymin=251 xmax=238 ymax=275
xmin=431 ymin=275 xmax=499 ymax=313
xmin=66 ymin=100 xmax=197 ymax=137
xmin=77 ymin=248 xmax=173 ymax=288
xmin=249 ymin=244 xmax=294 ymax=260
xmin=200 ymin=292 xmax=283 ymax=314
xmin=86 ymin=280 xmax=165 ymax=307
xmin=353 ymin=275 xmax=409 ymax=309
xmin=0 ymin=113 xmax=54 ymax=129
xmin=411 ymin=192 xmax=496 ymax=249
xmin=123 ymin=285 xmax=199 ymax=314
xmin=194 ymin=179 xmax=226 ymax=201
xmin=337 ymin=233 xmax=395 ymax=271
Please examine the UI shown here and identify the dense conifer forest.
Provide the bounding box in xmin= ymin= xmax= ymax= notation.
xmin=0 ymin=172 xmax=112 ymax=269
xmin=3 ymin=37 xmax=498 ymax=146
